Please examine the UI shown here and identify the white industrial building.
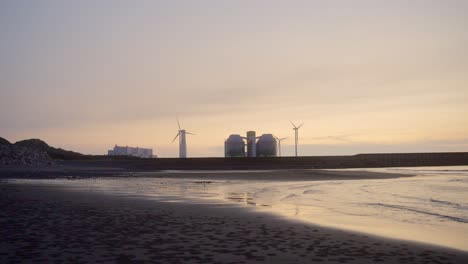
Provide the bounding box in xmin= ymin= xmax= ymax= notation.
xmin=108 ymin=145 xmax=155 ymax=158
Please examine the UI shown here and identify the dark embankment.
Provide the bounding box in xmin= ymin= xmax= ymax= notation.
xmin=61 ymin=152 xmax=468 ymax=171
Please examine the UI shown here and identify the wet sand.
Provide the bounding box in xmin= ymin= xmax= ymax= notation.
xmin=0 ymin=162 xmax=415 ymax=181
xmin=147 ymin=169 xmax=414 ymax=181
xmin=1 ymin=182 xmax=467 ymax=263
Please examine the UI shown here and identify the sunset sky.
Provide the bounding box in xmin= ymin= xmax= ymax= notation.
xmin=1 ymin=1 xmax=467 ymax=157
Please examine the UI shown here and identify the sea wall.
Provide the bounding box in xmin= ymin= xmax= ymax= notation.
xmin=68 ymin=152 xmax=468 ymax=170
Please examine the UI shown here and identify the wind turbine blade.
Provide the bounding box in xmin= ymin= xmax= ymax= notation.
xmin=280 ymin=137 xmax=287 ymax=141
xmin=186 ymin=132 xmax=195 ymax=135
xmin=297 ymin=123 xmax=304 ymax=129
xmin=289 ymin=120 xmax=297 ymax=128
xmin=171 ymin=132 xmax=180 ymax=143
xmin=176 ymin=118 xmax=181 ymax=130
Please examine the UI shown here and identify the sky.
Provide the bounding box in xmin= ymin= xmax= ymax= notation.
xmin=1 ymin=0 xmax=467 ymax=157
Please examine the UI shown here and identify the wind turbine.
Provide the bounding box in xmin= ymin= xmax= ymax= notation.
xmin=171 ymin=118 xmax=194 ymax=158
xmin=290 ymin=121 xmax=303 ymax=157
xmin=274 ymin=136 xmax=287 ymax=157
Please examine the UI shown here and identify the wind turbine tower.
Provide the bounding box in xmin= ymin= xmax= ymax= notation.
xmin=172 ymin=119 xmax=194 ymax=158
xmin=274 ymin=136 xmax=287 ymax=157
xmin=290 ymin=121 xmax=303 ymax=157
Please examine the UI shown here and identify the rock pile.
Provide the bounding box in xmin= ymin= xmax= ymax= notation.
xmin=0 ymin=144 xmax=54 ymax=166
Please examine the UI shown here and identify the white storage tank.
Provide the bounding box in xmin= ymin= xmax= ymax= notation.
xmin=224 ymin=134 xmax=246 ymax=157
xmin=256 ymin=134 xmax=277 ymax=157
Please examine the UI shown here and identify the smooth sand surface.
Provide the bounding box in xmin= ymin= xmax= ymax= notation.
xmin=1 ymin=182 xmax=467 ymax=264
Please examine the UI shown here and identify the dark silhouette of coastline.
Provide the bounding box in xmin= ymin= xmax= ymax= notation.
xmin=1 ymin=137 xmax=467 ymax=174
xmin=61 ymin=152 xmax=468 ymax=171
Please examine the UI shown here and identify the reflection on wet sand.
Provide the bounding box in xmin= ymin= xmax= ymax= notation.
xmin=226 ymin=191 xmax=277 ymax=208
xmin=4 ymin=182 xmax=468 ymax=264
xmin=10 ymin=166 xmax=468 ymax=251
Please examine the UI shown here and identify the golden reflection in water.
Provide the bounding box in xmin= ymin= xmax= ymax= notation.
xmin=225 ymin=192 xmax=257 ymax=206
xmin=14 ymin=172 xmax=468 ymax=252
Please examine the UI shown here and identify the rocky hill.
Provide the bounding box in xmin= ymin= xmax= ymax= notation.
xmin=1 ymin=138 xmax=86 ymax=166
xmin=14 ymin=139 xmax=84 ymax=160
xmin=0 ymin=137 xmax=10 ymax=146
xmin=0 ymin=139 xmax=54 ymax=166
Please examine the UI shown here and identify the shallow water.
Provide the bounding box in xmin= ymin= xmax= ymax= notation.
xmin=11 ymin=166 xmax=468 ymax=251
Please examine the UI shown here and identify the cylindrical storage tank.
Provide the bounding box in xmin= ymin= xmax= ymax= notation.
xmin=224 ymin=134 xmax=245 ymax=157
xmin=256 ymin=134 xmax=277 ymax=157
xmin=246 ymin=131 xmax=256 ymax=157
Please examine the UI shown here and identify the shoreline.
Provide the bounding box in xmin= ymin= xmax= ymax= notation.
xmin=1 ymin=182 xmax=467 ymax=263
xmin=142 ymin=169 xmax=415 ymax=181
xmin=0 ymin=163 xmax=415 ymax=181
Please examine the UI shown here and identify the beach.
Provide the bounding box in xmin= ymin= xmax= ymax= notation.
xmin=0 ymin=161 xmax=416 ymax=180
xmin=1 ymin=174 xmax=468 ymax=264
